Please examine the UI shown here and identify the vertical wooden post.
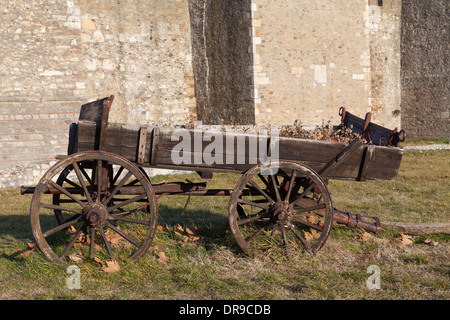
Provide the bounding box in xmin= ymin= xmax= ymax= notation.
xmin=98 ymin=95 xmax=114 ymax=192
xmin=98 ymin=95 xmax=114 ymax=151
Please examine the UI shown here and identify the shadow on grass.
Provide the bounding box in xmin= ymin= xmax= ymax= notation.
xmin=0 ymin=200 xmax=240 ymax=264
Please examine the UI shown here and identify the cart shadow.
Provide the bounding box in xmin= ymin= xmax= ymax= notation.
xmin=0 ymin=213 xmax=36 ymax=262
xmin=156 ymin=204 xmax=233 ymax=248
xmin=0 ymin=203 xmax=235 ymax=263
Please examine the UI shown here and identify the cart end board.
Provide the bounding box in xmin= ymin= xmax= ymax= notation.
xmin=75 ymin=120 xmax=403 ymax=181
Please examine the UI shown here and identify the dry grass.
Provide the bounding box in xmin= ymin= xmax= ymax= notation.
xmin=0 ymin=148 xmax=448 ymax=300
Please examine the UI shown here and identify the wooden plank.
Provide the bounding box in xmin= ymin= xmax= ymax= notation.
xmin=79 ymin=96 xmax=114 ymax=123
xmin=77 ymin=120 xmax=99 ymax=151
xmin=150 ymin=127 xmax=160 ymax=165
xmin=153 ymin=127 xmax=266 ymax=171
xmin=98 ymin=98 xmax=112 ymax=151
xmin=137 ymin=127 xmax=147 ymax=164
xmin=77 ymin=121 xmax=153 ymax=163
xmin=362 ymin=145 xmax=403 ymax=180
xmin=318 ymin=139 xmax=364 ymax=176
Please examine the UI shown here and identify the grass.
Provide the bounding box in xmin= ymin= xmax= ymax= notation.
xmin=0 ymin=148 xmax=448 ymax=300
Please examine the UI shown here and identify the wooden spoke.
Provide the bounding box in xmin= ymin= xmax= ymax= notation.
xmin=98 ymin=225 xmax=115 ymax=261
xmin=72 ymin=162 xmax=93 ymax=203
xmin=290 ymin=182 xmax=316 ymax=207
xmin=270 ymin=174 xmax=282 ymax=202
xmin=109 ymin=215 xmax=150 ymax=226
xmin=288 ymin=224 xmax=310 ymax=251
xmin=105 ymin=221 xmax=141 ymax=247
xmin=293 ymin=203 xmax=326 ymax=214
xmin=59 ymin=226 xmax=84 ymax=259
xmin=248 ymin=180 xmax=275 ymax=204
xmin=112 ymin=166 xmax=124 ymax=185
xmin=79 ymin=165 xmax=92 ymax=185
xmin=257 ymin=174 xmax=270 ymax=188
xmin=291 ymin=217 xmax=323 ymax=232
xmin=237 ymin=198 xmax=270 ymax=210
xmin=279 ymin=223 xmax=289 ymax=247
xmin=40 ymin=203 xmax=83 ymax=215
xmin=89 ymin=227 xmax=96 ymax=258
xmin=102 ymin=171 xmax=133 ymax=205
xmin=96 ymin=160 xmax=103 ymax=202
xmin=284 ymin=170 xmax=297 ymax=202
xmin=42 ymin=214 xmax=82 ymax=238
xmin=48 ymin=180 xmax=86 ymax=208
xmin=107 ymin=193 xmax=147 ymax=213
xmin=237 ymin=210 xmax=269 ymax=226
xmin=245 ymin=220 xmax=273 ymax=243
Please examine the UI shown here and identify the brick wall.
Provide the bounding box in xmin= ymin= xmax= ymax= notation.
xmin=0 ymin=0 xmax=196 ymax=188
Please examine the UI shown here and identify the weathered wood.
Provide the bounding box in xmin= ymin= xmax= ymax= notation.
xmin=77 ymin=121 xmax=153 ymax=164
xmin=137 ymin=127 xmax=147 ymax=164
xmin=79 ymin=96 xmax=114 ymax=123
xmin=381 ymin=221 xmax=450 ymax=235
xmin=98 ymin=97 xmax=113 ymax=151
xmin=76 ymin=119 xmax=403 ymax=181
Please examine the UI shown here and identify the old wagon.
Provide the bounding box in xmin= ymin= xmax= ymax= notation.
xmin=21 ymin=96 xmax=404 ymax=266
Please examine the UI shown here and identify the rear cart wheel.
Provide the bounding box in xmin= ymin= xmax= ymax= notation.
xmin=229 ymin=160 xmax=333 ymax=256
xmin=30 ymin=151 xmax=158 ymax=266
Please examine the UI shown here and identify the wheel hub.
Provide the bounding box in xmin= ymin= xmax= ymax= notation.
xmin=271 ymin=203 xmax=290 ymax=223
xmin=84 ymin=203 xmax=108 ymax=227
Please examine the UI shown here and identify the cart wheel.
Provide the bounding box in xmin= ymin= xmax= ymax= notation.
xmin=30 ymin=151 xmax=158 ymax=266
xmin=229 ymin=160 xmax=333 ymax=256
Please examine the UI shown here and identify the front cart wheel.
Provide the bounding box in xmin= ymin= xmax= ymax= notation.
xmin=30 ymin=151 xmax=158 ymax=266
xmin=229 ymin=160 xmax=333 ymax=256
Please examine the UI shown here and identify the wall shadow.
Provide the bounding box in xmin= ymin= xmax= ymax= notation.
xmin=189 ymin=0 xmax=255 ymax=125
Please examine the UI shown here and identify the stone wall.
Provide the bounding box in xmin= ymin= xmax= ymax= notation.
xmin=0 ymin=0 xmax=196 ymax=188
xmin=400 ymin=0 xmax=449 ymax=139
xmin=250 ymin=0 xmax=402 ymax=129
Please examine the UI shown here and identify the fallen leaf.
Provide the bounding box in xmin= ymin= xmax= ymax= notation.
xmin=356 ymin=232 xmax=371 ymax=242
xmin=210 ymin=254 xmax=221 ymax=259
xmin=185 ymin=226 xmax=200 ymax=236
xmin=156 ymin=251 xmax=168 ymax=263
xmin=67 ymin=226 xmax=78 ymax=237
xmin=27 ymin=242 xmax=37 ymax=250
xmin=307 ymin=216 xmax=316 ymax=224
xmin=107 ymin=232 xmax=123 ymax=245
xmin=93 ymin=256 xmax=105 ymax=267
xmin=68 ymin=252 xmax=84 ymax=263
xmin=398 ymin=233 xmax=414 ymax=246
xmin=157 ymin=225 xmax=168 ymax=232
xmin=16 ymin=242 xmax=38 ymax=256
xmin=304 ymin=231 xmax=314 ymax=242
xmin=308 ymin=228 xmax=320 ymax=239
xmin=424 ymin=238 xmax=439 ymax=247
xmin=175 ymin=224 xmax=184 ymax=233
xmin=102 ymin=260 xmax=120 ymax=273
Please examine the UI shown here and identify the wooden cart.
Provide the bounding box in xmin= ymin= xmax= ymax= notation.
xmin=21 ymin=96 xmax=404 ymax=266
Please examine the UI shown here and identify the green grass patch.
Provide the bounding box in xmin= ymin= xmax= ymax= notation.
xmin=0 ymin=150 xmax=449 ymax=300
